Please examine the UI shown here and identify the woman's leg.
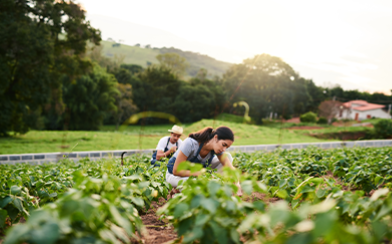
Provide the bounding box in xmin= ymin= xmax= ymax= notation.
xmin=165 ymin=169 xmax=190 ymax=188
xmin=209 ymin=152 xmax=233 ymax=173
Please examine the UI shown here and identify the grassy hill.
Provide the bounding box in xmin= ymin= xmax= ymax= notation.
xmin=101 ymin=41 xmax=233 ymax=78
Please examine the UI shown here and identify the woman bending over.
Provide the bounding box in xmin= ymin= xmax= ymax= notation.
xmin=166 ymin=126 xmax=241 ymax=195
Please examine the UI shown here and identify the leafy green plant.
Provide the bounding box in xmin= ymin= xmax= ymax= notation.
xmin=374 ymin=119 xmax=392 ymax=138
xmin=157 ymin=164 xmax=267 ymax=244
xmin=300 ymin=112 xmax=317 ymax=123
xmin=4 ymin=172 xmax=144 ymax=244
xmin=317 ymin=117 xmax=328 ymax=124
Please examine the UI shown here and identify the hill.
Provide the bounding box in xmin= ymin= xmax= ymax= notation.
xmin=101 ymin=40 xmax=233 ymax=78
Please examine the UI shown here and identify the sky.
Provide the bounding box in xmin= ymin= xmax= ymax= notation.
xmin=78 ymin=0 xmax=392 ymax=95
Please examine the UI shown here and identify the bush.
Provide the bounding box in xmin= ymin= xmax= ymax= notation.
xmin=317 ymin=117 xmax=328 ymax=124
xmin=300 ymin=112 xmax=317 ymax=123
xmin=374 ymin=119 xmax=392 ymax=138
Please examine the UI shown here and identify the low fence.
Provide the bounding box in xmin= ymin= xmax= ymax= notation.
xmin=1 ymin=139 xmax=392 ymax=165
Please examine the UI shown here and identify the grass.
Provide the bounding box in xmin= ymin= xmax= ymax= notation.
xmin=0 ymin=120 xmax=334 ymax=155
xmin=184 ymin=119 xmax=330 ymax=146
xmin=3 ymin=118 xmax=380 ymax=155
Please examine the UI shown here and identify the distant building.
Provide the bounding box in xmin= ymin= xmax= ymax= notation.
xmin=339 ymin=100 xmax=391 ymax=120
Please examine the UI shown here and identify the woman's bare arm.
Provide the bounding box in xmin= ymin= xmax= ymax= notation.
xmin=217 ymin=153 xmax=236 ymax=170
xmin=172 ymin=150 xmax=201 ymax=177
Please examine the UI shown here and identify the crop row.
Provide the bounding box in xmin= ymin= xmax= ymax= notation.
xmin=1 ymin=146 xmax=392 ymax=243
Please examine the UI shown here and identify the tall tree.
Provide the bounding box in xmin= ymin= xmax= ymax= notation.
xmin=156 ymin=53 xmax=189 ymax=78
xmin=0 ymin=0 xmax=100 ymax=136
xmin=222 ymin=54 xmax=310 ymax=123
xmin=62 ymin=64 xmax=119 ymax=130
xmin=131 ymin=66 xmax=183 ymax=118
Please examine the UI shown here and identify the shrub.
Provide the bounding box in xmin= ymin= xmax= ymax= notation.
xmin=374 ymin=119 xmax=392 ymax=138
xmin=300 ymin=112 xmax=317 ymax=123
xmin=317 ymin=117 xmax=328 ymax=124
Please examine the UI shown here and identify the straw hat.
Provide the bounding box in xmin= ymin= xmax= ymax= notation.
xmin=168 ymin=125 xmax=183 ymax=135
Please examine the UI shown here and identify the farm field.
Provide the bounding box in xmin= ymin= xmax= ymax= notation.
xmin=1 ymin=146 xmax=391 ymax=243
xmin=0 ymin=120 xmax=332 ymax=155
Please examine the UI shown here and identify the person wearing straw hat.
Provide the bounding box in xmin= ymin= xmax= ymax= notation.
xmin=150 ymin=125 xmax=183 ymax=166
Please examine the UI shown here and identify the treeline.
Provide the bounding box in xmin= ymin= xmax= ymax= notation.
xmin=2 ymin=0 xmax=392 ymax=137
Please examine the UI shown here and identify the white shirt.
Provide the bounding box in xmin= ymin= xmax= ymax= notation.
xmin=156 ymin=136 xmax=183 ymax=152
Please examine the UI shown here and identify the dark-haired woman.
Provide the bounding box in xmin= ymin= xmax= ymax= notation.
xmin=166 ymin=126 xmax=242 ymax=195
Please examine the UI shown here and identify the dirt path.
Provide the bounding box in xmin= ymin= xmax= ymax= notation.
xmin=137 ymin=198 xmax=177 ymax=244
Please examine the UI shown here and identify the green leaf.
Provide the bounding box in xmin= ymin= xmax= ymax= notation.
xmin=374 ymin=204 xmax=392 ymax=221
xmin=2 ymin=222 xmax=30 ymax=244
xmin=177 ymin=162 xmax=189 ymax=171
xmin=195 ymin=214 xmax=210 ymax=226
xmin=300 ymin=185 xmax=315 ymax=194
xmin=4 ymin=205 xmax=19 ymax=222
xmin=253 ymin=201 xmax=265 ymax=212
xmin=190 ymin=163 xmax=203 ymax=173
xmin=99 ymin=229 xmax=118 ymax=243
xmin=190 ymin=194 xmax=204 ymax=209
xmin=30 ymin=222 xmax=60 ymax=244
xmin=223 ymin=185 xmax=233 ymax=197
xmin=12 ymin=198 xmax=24 ymax=213
xmin=326 ymin=179 xmax=336 ymax=188
xmin=178 ymin=218 xmax=193 ymax=236
xmin=183 ymin=226 xmax=203 ymax=243
xmin=241 ymin=181 xmax=253 ymax=195
xmin=173 ymin=203 xmax=189 ymax=218
xmin=201 ymin=198 xmax=219 ymax=214
xmin=208 ymin=181 xmax=221 ymax=197
xmin=109 ymin=205 xmax=133 ymax=236
xmin=316 ymin=189 xmax=326 ymax=198
xmin=10 ymin=186 xmax=21 ymax=196
xmin=0 ymin=209 xmax=7 ymax=228
xmin=279 ymin=179 xmax=287 ymax=188
xmin=130 ymin=197 xmax=145 ymax=207
xmin=276 ymin=189 xmax=288 ymax=199
xmin=374 ymin=175 xmax=383 ymax=185
xmin=0 ymin=196 xmax=13 ymax=208
xmin=286 ymin=232 xmax=312 ymax=244
xmin=313 ymin=212 xmax=337 ymax=237
xmin=230 ymin=227 xmax=240 ymax=244
xmin=209 ymin=221 xmax=228 ymax=244
xmin=371 ymin=221 xmax=388 ymax=242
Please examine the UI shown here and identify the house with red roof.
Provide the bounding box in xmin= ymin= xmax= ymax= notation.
xmin=339 ymin=100 xmax=391 ymax=120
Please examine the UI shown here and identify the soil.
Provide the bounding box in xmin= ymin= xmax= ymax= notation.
xmin=137 ymin=197 xmax=177 ymax=244
xmin=322 ymin=171 xmax=350 ymax=191
xmin=284 ymin=117 xmax=301 ymax=123
xmin=139 ymin=212 xmax=176 ymax=244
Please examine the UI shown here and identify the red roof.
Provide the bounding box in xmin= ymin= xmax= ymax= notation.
xmin=343 ymin=100 xmax=385 ymax=111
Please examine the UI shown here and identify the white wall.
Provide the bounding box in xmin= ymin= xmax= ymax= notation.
xmin=339 ymin=108 xmax=391 ymax=120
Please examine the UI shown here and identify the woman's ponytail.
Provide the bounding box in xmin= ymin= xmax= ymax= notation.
xmin=189 ymin=126 xmax=234 ymax=144
xmin=189 ymin=127 xmax=214 ymax=144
